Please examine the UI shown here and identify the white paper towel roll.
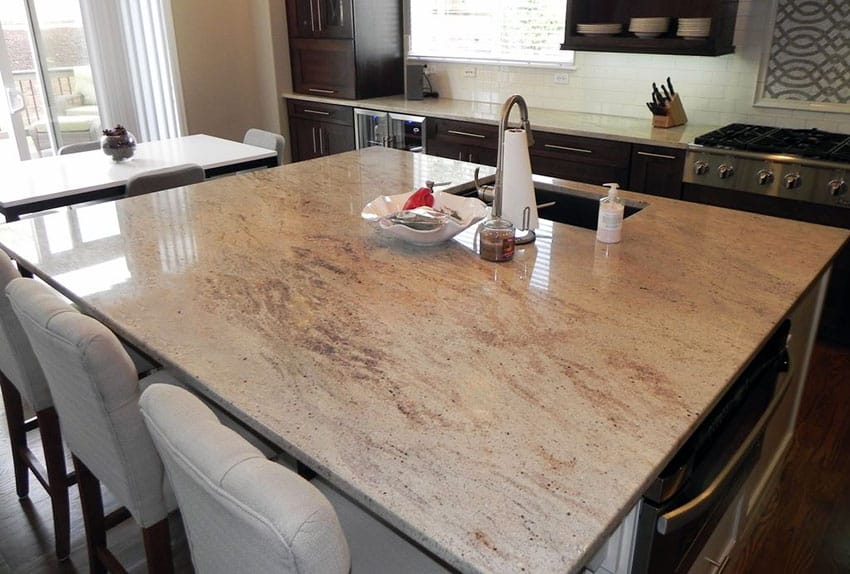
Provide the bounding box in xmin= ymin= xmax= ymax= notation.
xmin=501 ymin=128 xmax=538 ymax=231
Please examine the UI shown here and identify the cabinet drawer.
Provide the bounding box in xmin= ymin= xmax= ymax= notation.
xmin=531 ymin=131 xmax=631 ymax=168
xmin=287 ymin=99 xmax=353 ymax=126
xmin=629 ymin=144 xmax=685 ymax=199
xmin=290 ymin=38 xmax=356 ymax=99
xmin=428 ymin=118 xmax=499 ymax=149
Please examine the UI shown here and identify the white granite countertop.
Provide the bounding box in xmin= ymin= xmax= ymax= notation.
xmin=283 ymin=92 xmax=716 ymax=148
xmin=0 ymin=149 xmax=846 ymax=573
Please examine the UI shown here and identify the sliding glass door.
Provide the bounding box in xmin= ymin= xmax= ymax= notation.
xmin=0 ymin=0 xmax=100 ymax=162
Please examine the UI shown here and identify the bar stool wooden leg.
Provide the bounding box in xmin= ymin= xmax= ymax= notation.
xmin=0 ymin=373 xmax=29 ymax=497
xmin=142 ymin=518 xmax=174 ymax=574
xmin=73 ymin=455 xmax=107 ymax=574
xmin=38 ymin=407 xmax=70 ymax=560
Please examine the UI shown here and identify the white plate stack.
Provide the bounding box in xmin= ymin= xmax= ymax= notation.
xmin=576 ymin=23 xmax=623 ymax=36
xmin=677 ymin=17 xmax=711 ymax=39
xmin=628 ymin=17 xmax=670 ymax=38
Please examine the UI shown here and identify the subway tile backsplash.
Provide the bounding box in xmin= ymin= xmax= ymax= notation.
xmin=419 ymin=0 xmax=850 ymax=133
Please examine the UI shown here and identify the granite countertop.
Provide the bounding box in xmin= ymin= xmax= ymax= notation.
xmin=0 ymin=149 xmax=846 ymax=573
xmin=283 ymin=92 xmax=716 ymax=148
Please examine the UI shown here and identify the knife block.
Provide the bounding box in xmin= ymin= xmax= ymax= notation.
xmin=652 ymin=94 xmax=688 ymax=129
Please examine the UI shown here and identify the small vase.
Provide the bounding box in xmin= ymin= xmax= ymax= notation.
xmin=100 ymin=128 xmax=136 ymax=162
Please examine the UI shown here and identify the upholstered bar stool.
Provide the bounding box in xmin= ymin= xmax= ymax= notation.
xmin=125 ymin=163 xmax=205 ymax=197
xmin=0 ymin=251 xmax=73 ymax=559
xmin=6 ymin=277 xmax=181 ymax=574
xmin=140 ymin=383 xmax=451 ymax=574
xmin=243 ymin=128 xmax=286 ymax=166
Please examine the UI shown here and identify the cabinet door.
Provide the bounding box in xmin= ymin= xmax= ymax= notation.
xmin=289 ymin=117 xmax=355 ymax=162
xmin=316 ymin=0 xmax=353 ymax=38
xmin=287 ymin=0 xmax=353 ymax=38
xmin=426 ymin=118 xmax=499 ymax=166
xmin=290 ymin=38 xmax=356 ymax=99
xmin=289 ymin=117 xmax=324 ymax=162
xmin=629 ymin=144 xmax=685 ymax=199
xmin=530 ymin=131 xmax=631 ymax=186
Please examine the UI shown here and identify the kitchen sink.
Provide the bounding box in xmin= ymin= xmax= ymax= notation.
xmin=453 ymin=179 xmax=644 ymax=231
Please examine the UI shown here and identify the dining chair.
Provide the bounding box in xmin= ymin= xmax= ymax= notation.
xmin=125 ymin=163 xmax=205 ymax=198
xmin=0 ymin=251 xmax=73 ymax=560
xmin=6 ymin=277 xmax=182 ymax=574
xmin=57 ymin=140 xmax=101 ymax=155
xmin=243 ymin=128 xmax=286 ymax=166
xmin=139 ymin=383 xmax=451 ymax=574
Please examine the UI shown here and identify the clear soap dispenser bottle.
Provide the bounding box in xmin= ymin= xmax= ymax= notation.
xmin=596 ymin=183 xmax=624 ymax=244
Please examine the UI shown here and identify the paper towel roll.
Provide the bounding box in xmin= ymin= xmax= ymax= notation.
xmin=501 ymin=128 xmax=538 ymax=231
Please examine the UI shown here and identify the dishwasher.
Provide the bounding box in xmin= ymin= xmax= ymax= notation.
xmin=630 ymin=319 xmax=791 ymax=574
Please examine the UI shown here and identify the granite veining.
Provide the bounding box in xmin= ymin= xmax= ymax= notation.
xmin=283 ymin=92 xmax=716 ymax=148
xmin=0 ymin=148 xmax=846 ymax=573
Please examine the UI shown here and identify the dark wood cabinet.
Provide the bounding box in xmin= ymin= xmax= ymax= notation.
xmin=426 ymin=118 xmax=499 ymax=166
xmin=562 ymin=0 xmax=739 ymax=56
xmin=530 ymin=131 xmax=631 ymax=186
xmin=287 ymin=0 xmax=353 ymax=38
xmin=287 ymin=99 xmax=355 ymax=162
xmin=628 ymin=144 xmax=685 ymax=198
xmin=286 ymin=0 xmax=403 ymax=100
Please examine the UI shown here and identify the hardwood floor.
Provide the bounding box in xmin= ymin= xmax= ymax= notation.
xmin=1 ymin=342 xmax=848 ymax=573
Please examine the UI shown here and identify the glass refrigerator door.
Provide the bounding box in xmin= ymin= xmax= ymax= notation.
xmin=388 ymin=113 xmax=425 ymax=152
xmin=354 ymin=110 xmax=388 ymax=148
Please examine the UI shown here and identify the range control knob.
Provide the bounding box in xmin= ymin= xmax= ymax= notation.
xmin=694 ymin=160 xmax=709 ymax=176
xmin=718 ymin=164 xmax=735 ymax=179
xmin=828 ymin=178 xmax=848 ymax=197
xmin=784 ymin=172 xmax=802 ymax=190
xmin=757 ymin=169 xmax=774 ymax=185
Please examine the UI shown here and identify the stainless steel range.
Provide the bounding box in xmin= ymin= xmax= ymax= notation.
xmin=683 ymin=123 xmax=850 ymax=344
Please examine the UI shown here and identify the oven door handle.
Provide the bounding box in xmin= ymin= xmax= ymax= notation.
xmin=656 ymin=375 xmax=790 ymax=535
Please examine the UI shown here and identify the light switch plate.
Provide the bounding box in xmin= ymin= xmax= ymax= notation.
xmin=554 ymin=72 xmax=570 ymax=85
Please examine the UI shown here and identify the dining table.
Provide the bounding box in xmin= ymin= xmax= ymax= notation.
xmin=0 ymin=134 xmax=277 ymax=222
xmin=0 ymin=147 xmax=845 ymax=573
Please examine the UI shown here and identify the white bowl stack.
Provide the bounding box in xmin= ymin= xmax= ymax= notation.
xmin=628 ymin=17 xmax=670 ymax=38
xmin=576 ymin=23 xmax=623 ymax=36
xmin=677 ymin=17 xmax=711 ymax=39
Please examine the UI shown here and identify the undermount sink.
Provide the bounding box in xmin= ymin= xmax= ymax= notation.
xmin=453 ymin=178 xmax=645 ymax=231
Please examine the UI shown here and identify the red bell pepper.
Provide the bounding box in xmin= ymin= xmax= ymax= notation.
xmin=402 ymin=187 xmax=434 ymax=210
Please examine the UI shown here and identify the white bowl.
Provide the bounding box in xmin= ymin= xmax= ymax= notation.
xmin=361 ymin=191 xmax=489 ymax=246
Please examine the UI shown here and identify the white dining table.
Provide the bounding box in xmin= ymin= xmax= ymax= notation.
xmin=0 ymin=134 xmax=277 ymax=221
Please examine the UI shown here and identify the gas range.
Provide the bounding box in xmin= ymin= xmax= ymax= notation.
xmin=684 ymin=123 xmax=850 ymax=208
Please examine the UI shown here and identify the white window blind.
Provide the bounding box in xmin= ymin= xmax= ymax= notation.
xmin=408 ymin=0 xmax=572 ymax=67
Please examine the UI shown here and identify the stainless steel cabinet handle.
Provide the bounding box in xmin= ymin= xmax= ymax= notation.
xmin=311 ymin=127 xmax=318 ymax=154
xmin=457 ymin=152 xmax=463 ymax=161
xmin=657 ymin=376 xmax=792 ymax=535
xmin=316 ymin=0 xmax=323 ymax=31
xmin=308 ymin=88 xmax=336 ymax=94
xmin=637 ymin=151 xmax=678 ymax=160
xmin=447 ymin=130 xmax=486 ymax=139
xmin=544 ymin=144 xmax=592 ymax=154
xmin=705 ymin=552 xmax=731 ymax=573
xmin=318 ymin=129 xmax=325 ymax=155
xmin=303 ymin=109 xmax=331 ymax=116
xmin=308 ymin=0 xmax=316 ymax=31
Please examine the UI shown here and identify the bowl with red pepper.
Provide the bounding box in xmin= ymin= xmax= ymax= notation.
xmin=361 ymin=188 xmax=488 ymax=246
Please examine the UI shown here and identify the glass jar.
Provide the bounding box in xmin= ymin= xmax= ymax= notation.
xmin=477 ymin=216 xmax=515 ymax=262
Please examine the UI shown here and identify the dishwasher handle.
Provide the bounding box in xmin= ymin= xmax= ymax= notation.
xmin=656 ymin=375 xmax=790 ymax=535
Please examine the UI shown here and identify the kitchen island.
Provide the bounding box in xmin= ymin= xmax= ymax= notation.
xmin=0 ymin=148 xmax=846 ymax=573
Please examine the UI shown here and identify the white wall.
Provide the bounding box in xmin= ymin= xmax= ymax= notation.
xmin=170 ymin=0 xmax=289 ymax=142
xmin=419 ymin=1 xmax=850 ymax=132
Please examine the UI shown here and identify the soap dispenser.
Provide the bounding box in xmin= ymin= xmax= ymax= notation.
xmin=596 ymin=183 xmax=624 ymax=244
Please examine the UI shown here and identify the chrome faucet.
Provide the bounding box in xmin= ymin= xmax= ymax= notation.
xmin=493 ymin=94 xmax=534 ymax=218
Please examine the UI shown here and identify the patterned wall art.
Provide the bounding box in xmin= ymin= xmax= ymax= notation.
xmin=756 ymin=0 xmax=850 ymax=112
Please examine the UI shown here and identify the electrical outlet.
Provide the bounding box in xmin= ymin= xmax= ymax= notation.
xmin=554 ymin=72 xmax=570 ymax=85
xmin=463 ymin=67 xmax=477 ymax=79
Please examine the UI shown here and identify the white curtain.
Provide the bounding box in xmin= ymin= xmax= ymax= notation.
xmin=79 ymin=0 xmax=185 ymax=142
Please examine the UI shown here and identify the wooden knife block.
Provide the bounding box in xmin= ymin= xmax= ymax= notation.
xmin=652 ymin=94 xmax=688 ymax=129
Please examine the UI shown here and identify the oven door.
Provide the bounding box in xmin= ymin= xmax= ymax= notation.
xmin=631 ymin=320 xmax=790 ymax=574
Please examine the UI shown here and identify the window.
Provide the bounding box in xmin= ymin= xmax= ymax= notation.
xmin=408 ymin=0 xmax=572 ymax=67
